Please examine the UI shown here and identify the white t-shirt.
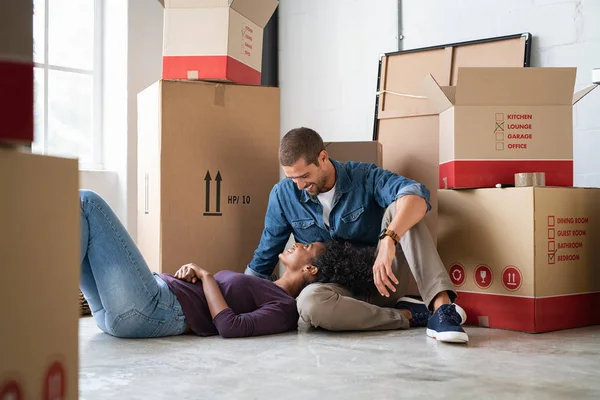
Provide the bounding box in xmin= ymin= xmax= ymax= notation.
xmin=317 ymin=185 xmax=336 ymax=227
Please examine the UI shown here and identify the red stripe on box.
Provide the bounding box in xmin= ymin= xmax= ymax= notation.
xmin=162 ymin=55 xmax=261 ymax=85
xmin=456 ymin=291 xmax=600 ymax=333
xmin=535 ymin=292 xmax=600 ymax=333
xmin=439 ymin=160 xmax=573 ymax=189
xmin=455 ymin=291 xmax=536 ymax=333
xmin=0 ymin=60 xmax=33 ymax=144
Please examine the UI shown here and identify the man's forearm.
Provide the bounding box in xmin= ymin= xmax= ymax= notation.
xmin=385 ymin=194 xmax=427 ymax=240
xmin=201 ymin=274 xmax=229 ymax=319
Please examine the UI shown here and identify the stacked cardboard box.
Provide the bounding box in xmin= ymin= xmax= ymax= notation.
xmin=138 ymin=1 xmax=280 ymax=276
xmin=430 ymin=67 xmax=599 ymax=333
xmin=0 ymin=0 xmax=34 ymax=144
xmin=159 ymin=0 xmax=278 ymax=85
xmin=1 ymin=2 xmax=80 ymax=397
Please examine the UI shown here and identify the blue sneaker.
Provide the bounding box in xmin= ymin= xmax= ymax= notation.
xmin=396 ymin=297 xmax=431 ymax=328
xmin=427 ymin=304 xmax=469 ymax=343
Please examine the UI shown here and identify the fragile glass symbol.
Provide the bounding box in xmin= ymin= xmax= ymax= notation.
xmin=480 ymin=270 xmax=487 ymax=283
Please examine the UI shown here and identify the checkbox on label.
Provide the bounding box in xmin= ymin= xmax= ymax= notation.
xmin=495 ymin=113 xmax=504 ymax=121
xmin=548 ymin=228 xmax=555 ymax=239
xmin=548 ymin=240 xmax=555 ymax=252
xmin=548 ymin=253 xmax=556 ymax=264
xmin=496 ymin=142 xmax=504 ymax=151
xmin=548 ymin=215 xmax=555 ymax=227
xmin=496 ymin=133 xmax=504 ymax=141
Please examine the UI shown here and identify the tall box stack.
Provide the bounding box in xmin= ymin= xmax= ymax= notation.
xmin=137 ymin=80 xmax=280 ymax=275
xmin=160 ymin=0 xmax=278 ymax=85
xmin=1 ymin=3 xmax=80 ymax=398
xmin=433 ymin=67 xmax=599 ymax=333
xmin=0 ymin=0 xmax=34 ymax=144
xmin=1 ymin=150 xmax=80 ymax=399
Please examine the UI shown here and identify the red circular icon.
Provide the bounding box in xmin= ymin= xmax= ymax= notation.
xmin=449 ymin=263 xmax=466 ymax=287
xmin=0 ymin=379 xmax=23 ymax=400
xmin=42 ymin=361 xmax=66 ymax=400
xmin=502 ymin=266 xmax=522 ymax=291
xmin=474 ymin=265 xmax=493 ymax=289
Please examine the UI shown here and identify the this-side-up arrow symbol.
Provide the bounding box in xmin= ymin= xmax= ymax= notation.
xmin=215 ymin=171 xmax=222 ymax=213
xmin=204 ymin=171 xmax=211 ymax=213
xmin=203 ymin=170 xmax=223 ymax=217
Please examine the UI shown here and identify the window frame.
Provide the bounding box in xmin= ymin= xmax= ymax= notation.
xmin=33 ymin=0 xmax=104 ymax=170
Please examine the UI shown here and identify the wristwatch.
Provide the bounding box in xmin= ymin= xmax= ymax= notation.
xmin=379 ymin=229 xmax=400 ymax=245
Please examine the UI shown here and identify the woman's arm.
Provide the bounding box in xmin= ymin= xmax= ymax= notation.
xmin=197 ymin=271 xmax=228 ymax=319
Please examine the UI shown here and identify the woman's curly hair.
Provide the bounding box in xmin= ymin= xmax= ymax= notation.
xmin=312 ymin=240 xmax=378 ymax=298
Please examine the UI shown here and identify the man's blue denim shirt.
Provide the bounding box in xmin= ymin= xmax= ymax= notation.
xmin=245 ymin=159 xmax=431 ymax=280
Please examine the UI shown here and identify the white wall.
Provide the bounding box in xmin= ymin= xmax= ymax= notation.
xmin=401 ymin=0 xmax=600 ymax=187
xmin=81 ymin=0 xmax=163 ymax=236
xmin=279 ymin=0 xmax=399 ymax=142
xmin=126 ymin=0 xmax=164 ymax=241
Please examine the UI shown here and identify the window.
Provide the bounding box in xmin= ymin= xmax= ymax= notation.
xmin=32 ymin=0 xmax=103 ymax=169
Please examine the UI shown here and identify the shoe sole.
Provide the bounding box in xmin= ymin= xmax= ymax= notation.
xmin=426 ymin=328 xmax=469 ymax=344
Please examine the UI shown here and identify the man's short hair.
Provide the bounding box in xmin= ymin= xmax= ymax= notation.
xmin=279 ymin=127 xmax=325 ymax=166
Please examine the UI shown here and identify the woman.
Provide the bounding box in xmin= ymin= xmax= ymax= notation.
xmin=79 ymin=190 xmax=324 ymax=339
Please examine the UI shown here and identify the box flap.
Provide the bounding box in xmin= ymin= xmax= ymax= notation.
xmin=230 ymin=0 xmax=278 ymax=27
xmin=159 ymin=0 xmax=230 ymax=8
xmin=422 ymin=74 xmax=454 ymax=113
xmin=572 ymin=84 xmax=598 ymax=105
xmin=455 ymin=67 xmax=577 ymax=106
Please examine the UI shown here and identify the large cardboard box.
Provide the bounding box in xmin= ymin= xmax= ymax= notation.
xmin=0 ymin=0 xmax=33 ymax=144
xmin=375 ymin=33 xmax=531 ymax=242
xmin=0 ymin=149 xmax=79 ymax=399
xmin=159 ymin=0 xmax=278 ymax=85
xmin=137 ymin=80 xmax=280 ymax=275
xmin=325 ymin=141 xmax=382 ymax=166
xmin=425 ymin=67 xmax=597 ymax=189
xmin=438 ymin=187 xmax=600 ymax=333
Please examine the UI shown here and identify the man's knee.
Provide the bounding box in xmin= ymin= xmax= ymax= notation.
xmin=297 ymin=283 xmax=342 ymax=327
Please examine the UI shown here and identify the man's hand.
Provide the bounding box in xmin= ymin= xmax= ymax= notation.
xmin=174 ymin=263 xmax=210 ymax=284
xmin=373 ymin=237 xmax=399 ymax=297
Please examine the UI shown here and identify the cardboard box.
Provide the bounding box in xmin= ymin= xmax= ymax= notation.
xmin=375 ymin=33 xmax=531 ymax=242
xmin=137 ymin=80 xmax=279 ymax=275
xmin=325 ymin=141 xmax=382 ymax=166
xmin=0 ymin=0 xmax=33 ymax=144
xmin=159 ymin=0 xmax=278 ymax=85
xmin=425 ymin=67 xmax=597 ymax=189
xmin=0 ymin=149 xmax=79 ymax=399
xmin=438 ymin=187 xmax=600 ymax=333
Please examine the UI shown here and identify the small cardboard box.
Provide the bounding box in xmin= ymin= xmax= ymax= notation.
xmin=0 ymin=149 xmax=79 ymax=399
xmin=0 ymin=0 xmax=33 ymax=144
xmin=424 ymin=67 xmax=597 ymax=189
xmin=159 ymin=0 xmax=278 ymax=85
xmin=137 ymin=79 xmax=280 ymax=275
xmin=324 ymin=141 xmax=382 ymax=166
xmin=438 ymin=187 xmax=600 ymax=333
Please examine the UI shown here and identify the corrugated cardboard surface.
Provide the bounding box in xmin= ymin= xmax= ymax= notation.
xmin=137 ymin=80 xmax=280 ymax=275
xmin=325 ymin=141 xmax=382 ymax=166
xmin=427 ymin=67 xmax=597 ymax=188
xmin=0 ymin=0 xmax=33 ymax=144
xmin=0 ymin=0 xmax=32 ymax=59
xmin=375 ymin=34 xmax=529 ymax=242
xmin=161 ymin=0 xmax=277 ymax=81
xmin=438 ymin=187 xmax=600 ymax=332
xmin=0 ymin=149 xmax=79 ymax=399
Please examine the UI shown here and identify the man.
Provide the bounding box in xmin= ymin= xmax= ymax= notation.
xmin=245 ymin=127 xmax=468 ymax=343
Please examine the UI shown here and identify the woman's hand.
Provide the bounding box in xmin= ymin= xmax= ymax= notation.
xmin=174 ymin=263 xmax=210 ymax=284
